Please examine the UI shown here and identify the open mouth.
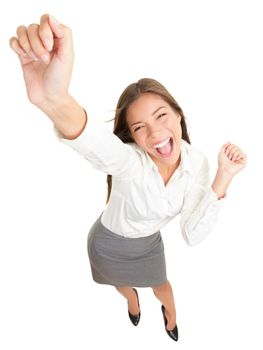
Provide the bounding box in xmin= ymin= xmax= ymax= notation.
xmin=153 ymin=137 xmax=174 ymax=157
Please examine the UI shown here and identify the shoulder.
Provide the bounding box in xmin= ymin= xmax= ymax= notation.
xmin=126 ymin=142 xmax=146 ymax=161
xmin=181 ymin=140 xmax=209 ymax=175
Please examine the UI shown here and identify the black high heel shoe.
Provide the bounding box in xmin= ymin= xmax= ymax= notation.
xmin=161 ymin=305 xmax=178 ymax=341
xmin=128 ymin=288 xmax=141 ymax=326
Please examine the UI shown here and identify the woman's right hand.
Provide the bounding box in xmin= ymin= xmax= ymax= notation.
xmin=9 ymin=14 xmax=74 ymax=108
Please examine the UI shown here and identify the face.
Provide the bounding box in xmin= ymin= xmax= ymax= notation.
xmin=126 ymin=93 xmax=182 ymax=170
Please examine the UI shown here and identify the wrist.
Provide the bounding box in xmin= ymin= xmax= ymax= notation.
xmin=216 ymin=166 xmax=235 ymax=181
xmin=37 ymin=93 xmax=72 ymax=115
xmin=36 ymin=94 xmax=87 ymax=140
xmin=212 ymin=167 xmax=234 ymax=200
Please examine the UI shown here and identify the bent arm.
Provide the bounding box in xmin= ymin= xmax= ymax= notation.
xmin=180 ymin=142 xmax=246 ymax=246
xmin=180 ymin=156 xmax=224 ymax=246
xmin=212 ymin=142 xmax=247 ymax=198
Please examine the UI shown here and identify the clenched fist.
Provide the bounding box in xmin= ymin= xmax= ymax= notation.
xmin=9 ymin=14 xmax=74 ymax=107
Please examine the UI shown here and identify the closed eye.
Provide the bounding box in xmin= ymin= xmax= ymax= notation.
xmin=134 ymin=125 xmax=144 ymax=132
xmin=157 ymin=113 xmax=166 ymax=119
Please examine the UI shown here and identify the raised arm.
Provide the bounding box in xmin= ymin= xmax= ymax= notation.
xmin=9 ymin=14 xmax=86 ymax=140
xmin=180 ymin=142 xmax=247 ymax=246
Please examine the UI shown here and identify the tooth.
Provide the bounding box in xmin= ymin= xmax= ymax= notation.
xmin=154 ymin=138 xmax=170 ymax=148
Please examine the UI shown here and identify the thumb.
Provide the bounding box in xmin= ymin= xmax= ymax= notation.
xmin=48 ymin=15 xmax=64 ymax=38
xmin=48 ymin=15 xmax=73 ymax=57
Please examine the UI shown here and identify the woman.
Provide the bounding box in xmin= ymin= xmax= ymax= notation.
xmin=9 ymin=15 xmax=247 ymax=342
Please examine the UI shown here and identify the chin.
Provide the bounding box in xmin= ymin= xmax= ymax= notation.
xmin=162 ymin=154 xmax=180 ymax=165
xmin=150 ymin=152 xmax=181 ymax=168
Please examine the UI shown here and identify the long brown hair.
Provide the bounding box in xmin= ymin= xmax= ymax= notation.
xmin=106 ymin=78 xmax=191 ymax=203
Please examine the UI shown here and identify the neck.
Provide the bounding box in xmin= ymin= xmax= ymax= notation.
xmin=156 ymin=155 xmax=181 ymax=185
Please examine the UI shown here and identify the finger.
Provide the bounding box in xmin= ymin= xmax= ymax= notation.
xmin=225 ymin=144 xmax=241 ymax=159
xmin=16 ymin=25 xmax=38 ymax=61
xmin=39 ymin=14 xmax=54 ymax=51
xmin=9 ymin=36 xmax=38 ymax=66
xmin=220 ymin=142 xmax=231 ymax=154
xmin=222 ymin=141 xmax=231 ymax=149
xmin=236 ymin=155 xmax=247 ymax=167
xmin=224 ymin=144 xmax=237 ymax=157
xmin=9 ymin=37 xmax=28 ymax=58
xmin=222 ymin=142 xmax=235 ymax=155
xmin=231 ymin=149 xmax=241 ymax=162
xmin=239 ymin=153 xmax=247 ymax=163
xmin=235 ymin=153 xmax=245 ymax=162
xmin=27 ymin=23 xmax=50 ymax=64
xmin=229 ymin=148 xmax=241 ymax=161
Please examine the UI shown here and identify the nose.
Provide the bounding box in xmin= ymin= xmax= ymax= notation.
xmin=147 ymin=123 xmax=162 ymax=139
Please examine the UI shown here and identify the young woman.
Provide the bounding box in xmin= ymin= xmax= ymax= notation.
xmin=10 ymin=14 xmax=247 ymax=342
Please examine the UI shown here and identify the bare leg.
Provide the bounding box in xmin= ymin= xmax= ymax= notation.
xmin=115 ymin=286 xmax=140 ymax=316
xmin=152 ymin=280 xmax=176 ymax=330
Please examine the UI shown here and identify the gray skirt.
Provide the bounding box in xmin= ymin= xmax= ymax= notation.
xmin=87 ymin=215 xmax=167 ymax=287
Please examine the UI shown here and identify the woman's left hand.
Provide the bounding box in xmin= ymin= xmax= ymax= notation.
xmin=218 ymin=142 xmax=247 ymax=176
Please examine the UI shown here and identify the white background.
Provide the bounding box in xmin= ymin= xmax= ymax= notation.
xmin=0 ymin=0 xmax=262 ymax=349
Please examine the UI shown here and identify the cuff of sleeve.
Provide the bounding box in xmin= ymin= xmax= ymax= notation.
xmin=210 ymin=187 xmax=227 ymax=202
xmin=201 ymin=187 xmax=226 ymax=211
xmin=54 ymin=118 xmax=117 ymax=164
xmin=53 ymin=108 xmax=88 ymax=141
xmin=53 ymin=117 xmax=106 ymax=155
xmin=53 ymin=125 xmax=64 ymax=139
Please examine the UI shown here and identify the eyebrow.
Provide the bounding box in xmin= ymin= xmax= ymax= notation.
xmin=130 ymin=106 xmax=167 ymax=128
xmin=152 ymin=106 xmax=166 ymax=116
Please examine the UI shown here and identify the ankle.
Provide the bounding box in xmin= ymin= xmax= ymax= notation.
xmin=128 ymin=289 xmax=140 ymax=315
xmin=164 ymin=308 xmax=176 ymax=330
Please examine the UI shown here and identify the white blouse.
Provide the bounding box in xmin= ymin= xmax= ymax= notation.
xmin=54 ymin=119 xmax=224 ymax=246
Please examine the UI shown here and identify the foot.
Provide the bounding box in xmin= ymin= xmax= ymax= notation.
xmin=162 ymin=306 xmax=176 ymax=330
xmin=161 ymin=305 xmax=178 ymax=341
xmin=128 ymin=288 xmax=141 ymax=326
xmin=128 ymin=288 xmax=140 ymax=316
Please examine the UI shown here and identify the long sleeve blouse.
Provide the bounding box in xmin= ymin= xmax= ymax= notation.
xmin=54 ymin=119 xmax=224 ymax=245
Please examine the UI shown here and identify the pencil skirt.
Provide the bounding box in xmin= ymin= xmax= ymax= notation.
xmin=87 ymin=215 xmax=167 ymax=287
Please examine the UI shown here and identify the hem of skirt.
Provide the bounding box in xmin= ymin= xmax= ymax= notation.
xmin=92 ymin=276 xmax=168 ymax=288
